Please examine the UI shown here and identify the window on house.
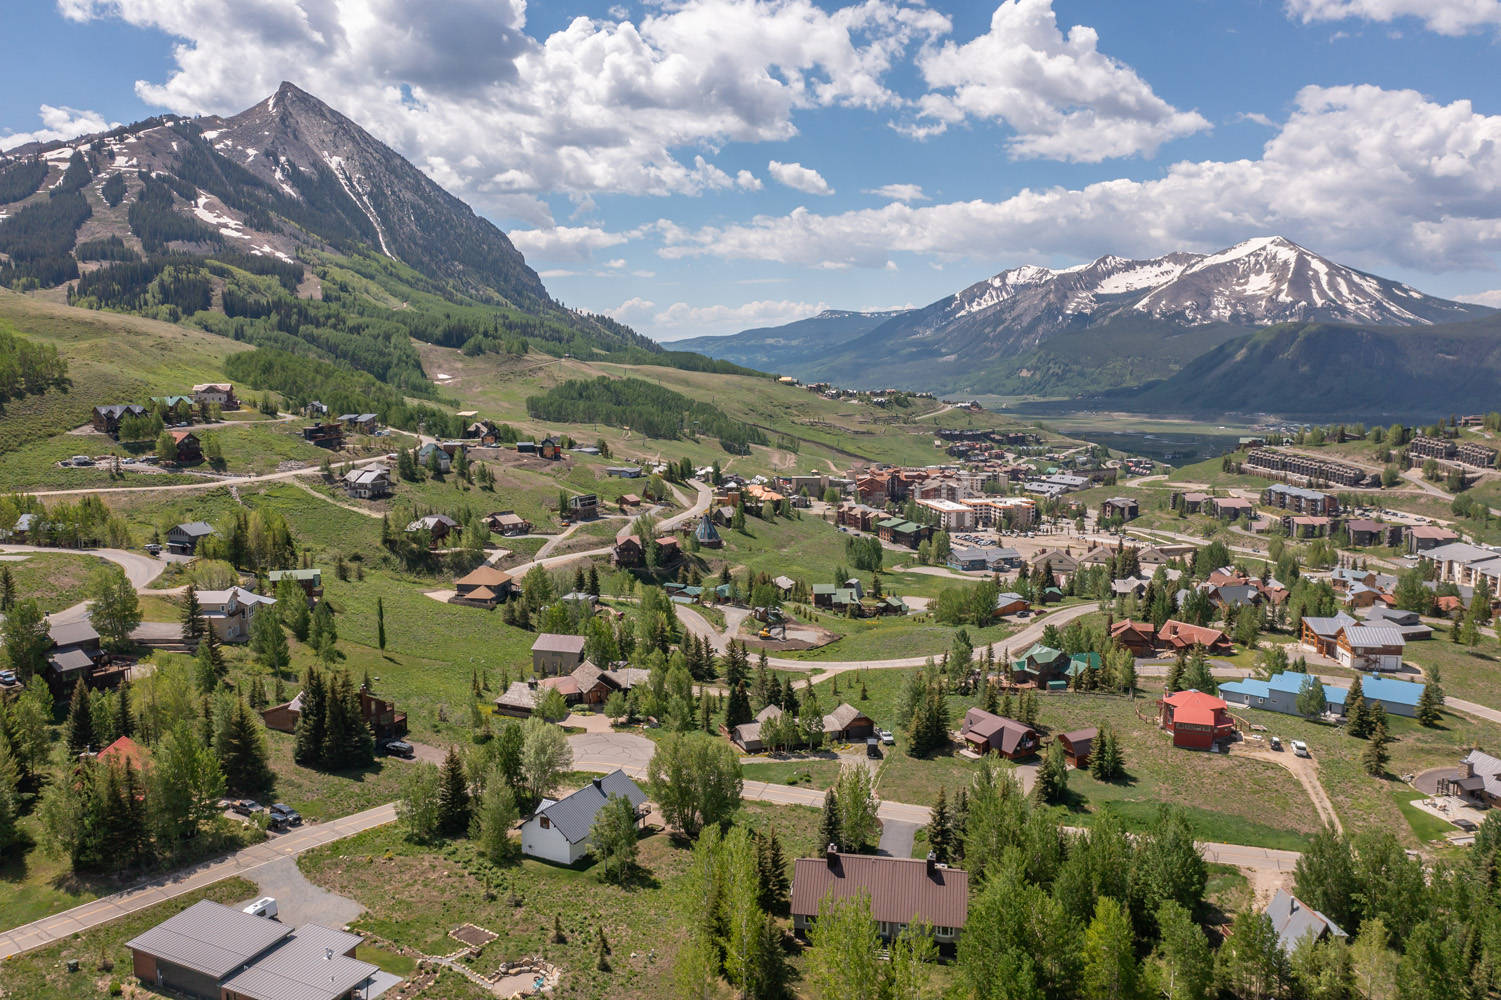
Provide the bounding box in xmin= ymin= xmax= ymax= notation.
xmin=540 ymin=816 xmax=550 ymax=829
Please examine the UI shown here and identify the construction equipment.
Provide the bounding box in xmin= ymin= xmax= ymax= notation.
xmin=758 ymin=622 xmax=787 ymax=640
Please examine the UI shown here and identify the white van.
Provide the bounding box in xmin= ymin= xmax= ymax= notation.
xmin=243 ymin=897 xmax=278 ymax=920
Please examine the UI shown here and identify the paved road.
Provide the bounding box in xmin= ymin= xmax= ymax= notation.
xmin=677 ymin=600 xmax=1101 ymax=674
xmin=0 ymin=543 xmax=168 ymax=591
xmin=0 ymin=803 xmax=397 ymax=959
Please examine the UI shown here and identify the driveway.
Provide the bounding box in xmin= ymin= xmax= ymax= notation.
xmin=567 ymin=732 xmax=656 ymax=777
xmin=235 ymin=856 xmax=364 ymax=929
xmin=876 ymin=820 xmax=919 ymax=859
xmin=0 ymin=802 xmax=396 ymax=958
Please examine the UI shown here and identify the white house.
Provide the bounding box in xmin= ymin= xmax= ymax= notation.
xmin=520 ymin=770 xmax=648 ymax=865
xmin=196 ymin=586 xmax=276 ymax=641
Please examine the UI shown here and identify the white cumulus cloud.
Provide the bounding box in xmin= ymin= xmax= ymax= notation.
xmin=866 ymin=182 xmax=928 ymax=202
xmin=905 ymin=0 xmax=1209 ymax=161
xmin=0 ymin=104 xmax=119 ymax=150
xmin=507 ymin=225 xmax=632 ymax=263
xmin=1285 ymin=0 xmax=1501 ymax=36
xmin=768 ymin=160 xmax=834 ymax=195
xmin=659 ymin=84 xmax=1501 ymax=273
xmin=1458 ymin=289 xmax=1501 ymax=307
xmin=56 ymin=0 xmax=948 ymax=217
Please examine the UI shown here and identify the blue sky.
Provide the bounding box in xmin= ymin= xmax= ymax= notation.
xmin=7 ymin=0 xmax=1501 ymax=339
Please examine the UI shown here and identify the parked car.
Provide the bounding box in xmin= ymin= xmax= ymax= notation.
xmin=866 ymin=738 xmax=881 ymax=759
xmin=0 ymin=670 xmax=16 ymax=686
xmin=381 ymin=738 xmax=415 ymax=758
xmin=144 ymin=543 xmax=162 ymax=555
xmin=878 ymin=728 xmax=895 ymax=746
xmin=1292 ymin=740 xmax=1310 ymax=758
xmin=268 ymin=803 xmax=302 ymax=826
xmin=230 ymin=799 xmax=262 ymax=816
xmin=1269 ymin=736 xmax=1282 ymax=751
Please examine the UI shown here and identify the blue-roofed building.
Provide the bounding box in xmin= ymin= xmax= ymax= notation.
xmin=1221 ymin=671 xmax=1423 ymax=719
xmin=1221 ymin=672 xmax=1347 ymax=717
xmin=1355 ymin=673 xmax=1424 ymax=718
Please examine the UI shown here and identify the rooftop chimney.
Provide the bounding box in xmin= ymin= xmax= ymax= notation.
xmin=926 ymin=851 xmax=936 ymax=876
xmin=826 ymin=843 xmax=839 ymax=868
xmin=593 ymin=777 xmax=604 ymax=791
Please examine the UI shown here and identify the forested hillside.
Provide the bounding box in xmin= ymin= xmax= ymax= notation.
xmin=526 ymin=376 xmax=769 ymax=452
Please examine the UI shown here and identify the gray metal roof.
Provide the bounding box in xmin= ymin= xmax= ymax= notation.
xmin=1341 ymin=625 xmax=1406 ymax=648
xmin=49 ymin=620 xmax=100 ymax=648
xmin=126 ymin=900 xmax=291 ymax=978
xmin=1266 ymin=888 xmax=1345 ymax=954
xmin=535 ymin=770 xmax=646 ymax=844
xmin=173 ymin=521 xmax=218 ymax=537
xmin=218 ymin=925 xmax=374 ymax=1000
xmin=49 ymin=647 xmax=95 ymax=673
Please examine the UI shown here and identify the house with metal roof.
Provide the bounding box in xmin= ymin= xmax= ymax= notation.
xmin=1334 ymin=625 xmax=1405 ymax=671
xmin=959 ymin=708 xmax=1038 ymax=759
xmin=1353 ymin=674 xmax=1424 ymax=717
xmin=1449 ymin=749 xmax=1501 ymax=807
xmin=1221 ymin=672 xmax=1348 ymax=718
xmin=520 ymin=770 xmax=647 ymax=865
xmin=792 ymin=850 xmax=968 ymax=947
xmin=167 ymin=520 xmax=218 ymax=555
xmin=1266 ymin=888 xmax=1346 ymax=954
xmin=125 ymin=899 xmax=396 ymax=1000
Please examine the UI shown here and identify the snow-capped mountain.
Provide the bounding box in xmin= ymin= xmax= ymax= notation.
xmin=906 ymin=235 xmax=1482 ymax=347
xmin=2 ymin=82 xmax=548 ymax=308
xmin=685 ymin=236 xmax=1491 ymax=394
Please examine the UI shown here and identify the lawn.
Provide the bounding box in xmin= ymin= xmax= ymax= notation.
xmin=0 ymin=551 xmax=116 ymax=614
xmin=0 ymin=879 xmax=260 ymax=999
xmin=1220 ymin=699 xmax=1501 ymax=847
xmin=1401 ymin=624 xmax=1500 ymax=708
xmin=1392 ymin=788 xmax=1457 ymax=844
xmin=740 ymin=758 xmax=843 ymax=790
xmin=810 ymin=667 xmax=1326 ymax=849
xmin=293 ymin=800 xmax=837 ymax=1000
xmin=777 ymin=613 xmax=1020 ymax=663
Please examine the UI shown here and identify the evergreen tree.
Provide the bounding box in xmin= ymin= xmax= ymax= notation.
xmin=250 ymin=603 xmax=289 ymax=676
xmin=1416 ymin=682 xmax=1443 ymax=727
xmin=1164 ymin=654 xmax=1185 ymax=694
xmin=1346 ymin=675 xmax=1372 ymax=739
xmin=114 ymin=680 xmax=134 ymax=739
xmin=436 ymin=745 xmax=470 ymax=836
xmin=1033 ymin=739 xmax=1069 ymax=805
xmin=1363 ymin=707 xmax=1391 ymax=776
xmin=927 ymin=787 xmax=953 ymax=863
xmin=376 ymin=597 xmax=386 ymax=651
xmin=180 ymin=585 xmax=205 ymax=643
xmin=65 ymin=679 xmax=96 ymax=755
xmin=818 ymin=787 xmax=842 ymax=851
xmin=292 ymin=667 xmax=327 ymax=767
xmin=216 ymin=697 xmax=273 ymax=792
xmin=724 ymin=681 xmax=753 ymax=730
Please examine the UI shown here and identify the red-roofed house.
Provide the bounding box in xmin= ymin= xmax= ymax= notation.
xmin=1109 ymin=619 xmax=1157 ymax=657
xmin=1157 ymin=619 xmax=1233 ymax=654
xmin=98 ymin=735 xmax=150 ymax=773
xmin=1157 ymin=690 xmax=1235 ymax=750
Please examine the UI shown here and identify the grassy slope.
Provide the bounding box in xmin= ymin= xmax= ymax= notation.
xmin=0 ymin=291 xmax=249 ymax=452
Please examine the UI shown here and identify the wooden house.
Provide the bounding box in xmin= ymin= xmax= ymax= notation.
xmin=1157 ymin=690 xmax=1234 ymax=750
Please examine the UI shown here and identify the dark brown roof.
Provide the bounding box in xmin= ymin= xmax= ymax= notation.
xmin=791 ymin=855 xmax=968 ymax=928
xmin=1059 ymin=728 xmax=1098 ymax=757
xmin=960 ymin=707 xmax=1036 ymax=754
